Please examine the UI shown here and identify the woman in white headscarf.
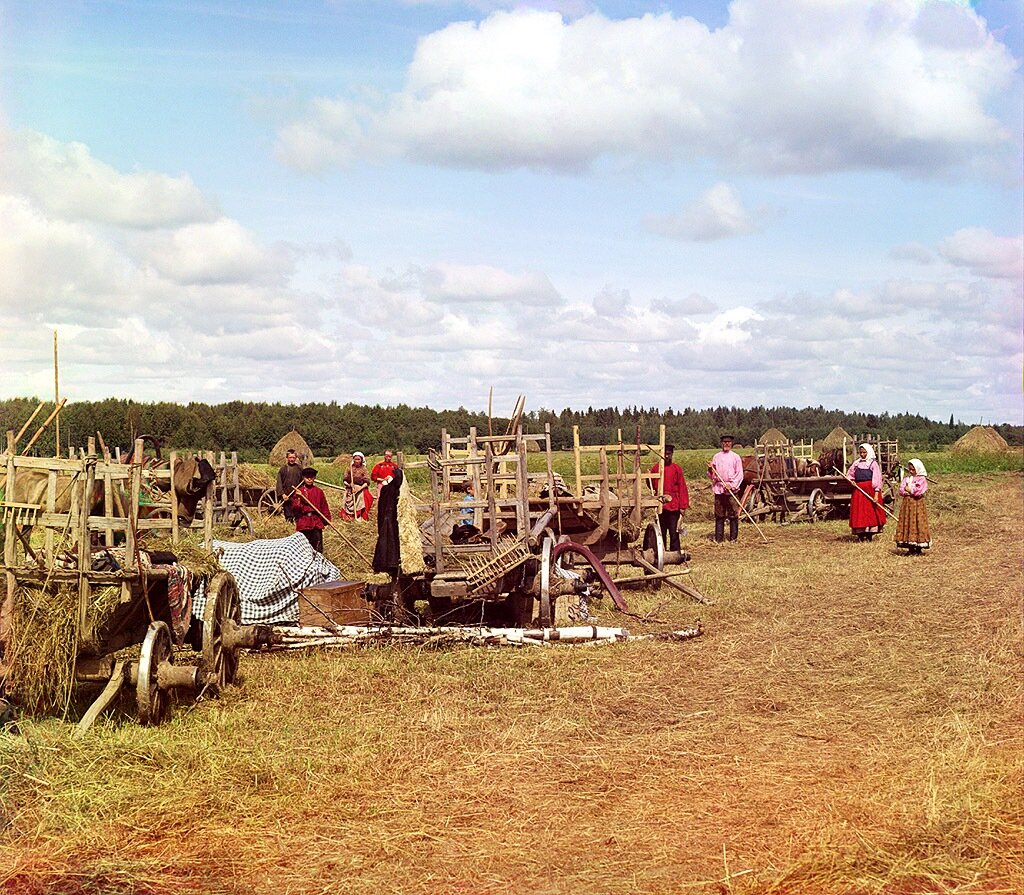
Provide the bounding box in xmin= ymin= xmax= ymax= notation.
xmin=895 ymin=459 xmax=931 ymax=555
xmin=342 ymin=451 xmax=373 ymax=521
xmin=846 ymin=443 xmax=886 ymax=540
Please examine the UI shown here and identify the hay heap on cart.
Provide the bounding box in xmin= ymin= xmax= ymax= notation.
xmin=0 ymin=435 xmax=272 ymax=731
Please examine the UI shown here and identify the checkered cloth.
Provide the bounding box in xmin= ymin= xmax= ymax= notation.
xmin=194 ymin=532 xmax=341 ymax=625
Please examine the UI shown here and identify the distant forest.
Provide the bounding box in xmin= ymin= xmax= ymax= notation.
xmin=1 ymin=397 xmax=1020 ymax=460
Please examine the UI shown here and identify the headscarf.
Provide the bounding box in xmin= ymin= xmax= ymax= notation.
xmin=908 ymin=458 xmax=927 ymax=476
xmin=859 ymin=443 xmax=876 ymax=463
xmin=352 ymin=451 xmax=365 ymax=463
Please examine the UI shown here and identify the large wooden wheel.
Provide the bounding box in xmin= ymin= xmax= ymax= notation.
xmin=807 ymin=488 xmax=829 ymax=522
xmin=203 ymin=572 xmax=243 ymax=691
xmin=258 ymin=490 xmax=282 ymax=516
xmin=642 ymin=521 xmax=665 ymax=574
xmin=137 ymin=621 xmax=173 ymax=726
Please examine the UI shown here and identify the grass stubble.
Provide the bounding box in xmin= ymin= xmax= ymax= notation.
xmin=0 ymin=471 xmax=1020 ymax=894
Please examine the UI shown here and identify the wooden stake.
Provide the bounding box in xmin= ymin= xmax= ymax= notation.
xmin=22 ymin=398 xmax=67 ymax=455
xmin=13 ymin=401 xmax=46 ymax=450
xmin=53 ymin=331 xmax=60 ymax=458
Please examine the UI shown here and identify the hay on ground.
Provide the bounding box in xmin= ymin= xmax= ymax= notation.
xmin=951 ymin=425 xmax=1009 ymax=455
xmin=268 ymin=431 xmax=315 ymax=467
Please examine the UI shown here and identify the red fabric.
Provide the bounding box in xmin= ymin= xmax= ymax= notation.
xmin=371 ymin=461 xmax=397 ymax=484
xmin=340 ymin=488 xmax=374 ymax=521
xmin=291 ymin=484 xmax=331 ymax=531
xmin=849 ymin=482 xmax=885 ymax=531
xmin=650 ymin=461 xmax=689 ymax=511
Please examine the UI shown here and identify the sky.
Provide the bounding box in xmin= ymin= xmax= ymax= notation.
xmin=0 ymin=0 xmax=1021 ymax=425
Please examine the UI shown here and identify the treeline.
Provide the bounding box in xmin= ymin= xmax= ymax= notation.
xmin=1 ymin=397 xmax=1020 ymax=460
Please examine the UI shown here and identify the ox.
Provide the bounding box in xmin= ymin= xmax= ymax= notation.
xmin=1 ymin=468 xmax=104 ymax=518
xmin=127 ymin=455 xmax=217 ymax=526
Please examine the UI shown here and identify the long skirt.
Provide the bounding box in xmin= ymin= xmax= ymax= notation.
xmin=895 ymin=496 xmax=931 ymax=549
xmin=341 ymin=487 xmax=374 ymax=521
xmin=849 ymin=484 xmax=885 ymax=533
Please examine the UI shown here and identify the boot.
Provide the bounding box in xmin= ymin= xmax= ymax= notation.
xmin=728 ymin=518 xmax=739 ymax=541
xmin=714 ymin=518 xmax=725 ymax=543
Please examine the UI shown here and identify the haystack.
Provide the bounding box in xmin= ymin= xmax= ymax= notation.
xmin=817 ymin=426 xmax=855 ymax=452
xmin=759 ymin=427 xmax=788 ymax=445
xmin=332 ymin=453 xmax=353 ymax=467
xmin=951 ymin=426 xmax=1009 ymax=455
xmin=269 ymin=430 xmax=314 ymax=467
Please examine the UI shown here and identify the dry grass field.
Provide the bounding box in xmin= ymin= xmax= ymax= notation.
xmin=1 ymin=469 xmax=1021 ymax=895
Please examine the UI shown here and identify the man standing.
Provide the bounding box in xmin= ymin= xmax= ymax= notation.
xmin=371 ymin=450 xmax=398 ymax=496
xmin=708 ymin=434 xmax=744 ymax=543
xmin=649 ymin=444 xmax=688 ymax=551
xmin=275 ymin=448 xmax=304 ymax=522
xmin=290 ymin=467 xmax=331 ymax=554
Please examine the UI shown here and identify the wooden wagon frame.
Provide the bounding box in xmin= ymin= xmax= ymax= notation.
xmin=0 ymin=435 xmax=269 ymax=732
xmin=408 ymin=423 xmax=700 ymax=627
xmin=742 ymin=436 xmax=902 ymax=524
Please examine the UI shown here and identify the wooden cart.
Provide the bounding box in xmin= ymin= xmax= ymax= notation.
xmin=742 ymin=436 xmax=901 ymax=524
xmin=1 ymin=436 xmax=270 ymax=732
xmin=404 ymin=422 xmax=700 ymax=628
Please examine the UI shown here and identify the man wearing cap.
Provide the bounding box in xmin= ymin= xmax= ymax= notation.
xmin=275 ymin=448 xmax=304 ymax=522
xmin=290 ymin=467 xmax=331 ymax=553
xmin=708 ymin=434 xmax=744 ymax=543
xmin=649 ymin=444 xmax=688 ymax=551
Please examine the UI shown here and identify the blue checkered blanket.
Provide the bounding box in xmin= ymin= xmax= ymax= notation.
xmin=194 ymin=533 xmax=341 ymax=625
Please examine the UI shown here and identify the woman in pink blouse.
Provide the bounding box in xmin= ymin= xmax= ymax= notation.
xmin=895 ymin=458 xmax=931 ymax=555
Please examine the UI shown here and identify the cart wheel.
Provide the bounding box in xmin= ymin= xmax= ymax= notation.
xmin=258 ymin=490 xmax=281 ymax=516
xmin=203 ymin=571 xmax=243 ymax=691
xmin=807 ymin=488 xmax=828 ymax=522
xmin=137 ymin=621 xmax=173 ymax=726
xmin=539 ymin=535 xmax=553 ymax=627
xmin=642 ymin=522 xmax=665 ymax=573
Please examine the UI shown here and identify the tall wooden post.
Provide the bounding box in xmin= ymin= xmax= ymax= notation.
xmin=53 ymin=331 xmax=60 ymax=458
xmin=1 ymin=431 xmax=18 ymax=680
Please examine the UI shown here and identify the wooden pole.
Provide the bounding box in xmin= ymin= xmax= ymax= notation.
xmin=22 ymin=398 xmax=67 ymax=455
xmin=13 ymin=401 xmax=46 ymax=450
xmin=54 ymin=331 xmax=60 ymax=458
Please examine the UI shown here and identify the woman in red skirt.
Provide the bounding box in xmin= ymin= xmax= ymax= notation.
xmin=846 ymin=444 xmax=886 ymax=541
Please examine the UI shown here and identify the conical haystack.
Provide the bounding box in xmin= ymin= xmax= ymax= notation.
xmin=816 ymin=426 xmax=855 ymax=452
xmin=269 ymin=430 xmax=315 ymax=467
xmin=951 ymin=426 xmax=1009 ymax=455
xmin=759 ymin=427 xmax=788 ymax=445
xmin=332 ymin=453 xmax=354 ymax=467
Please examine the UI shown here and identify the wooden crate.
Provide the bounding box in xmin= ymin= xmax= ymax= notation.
xmin=299 ymin=579 xmax=371 ymax=626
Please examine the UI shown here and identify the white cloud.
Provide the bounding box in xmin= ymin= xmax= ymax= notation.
xmin=1 ymin=129 xmax=217 ymax=228
xmin=421 ymin=262 xmax=562 ymax=306
xmin=889 ymin=242 xmax=935 ymax=265
xmin=276 ymin=1 xmax=1017 ymax=175
xmin=645 ymin=183 xmax=760 ymax=242
xmin=937 ymin=227 xmax=1024 ymax=280
xmin=132 ymin=219 xmax=293 ymax=286
xmin=652 ymin=293 xmax=717 ymax=317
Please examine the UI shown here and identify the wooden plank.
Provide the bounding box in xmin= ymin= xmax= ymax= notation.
xmin=169 ymin=452 xmax=179 ymax=544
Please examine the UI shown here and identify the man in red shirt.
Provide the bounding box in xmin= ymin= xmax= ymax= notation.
xmin=370 ymin=450 xmax=398 ymax=496
xmin=290 ymin=467 xmax=331 ymax=554
xmin=649 ymin=444 xmax=689 ymax=552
